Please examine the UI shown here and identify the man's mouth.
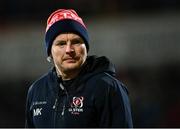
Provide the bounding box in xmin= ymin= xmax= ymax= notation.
xmin=63 ymin=58 xmax=76 ymax=63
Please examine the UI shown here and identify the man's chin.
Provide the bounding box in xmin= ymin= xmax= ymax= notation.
xmin=62 ymin=64 xmax=80 ymax=72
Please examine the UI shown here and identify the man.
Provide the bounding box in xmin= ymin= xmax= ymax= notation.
xmin=25 ymin=9 xmax=133 ymax=128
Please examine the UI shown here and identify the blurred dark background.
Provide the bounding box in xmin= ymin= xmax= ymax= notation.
xmin=0 ymin=0 xmax=180 ymax=127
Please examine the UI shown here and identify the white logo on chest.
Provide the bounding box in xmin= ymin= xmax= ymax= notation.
xmin=68 ymin=96 xmax=84 ymax=115
xmin=33 ymin=108 xmax=42 ymax=116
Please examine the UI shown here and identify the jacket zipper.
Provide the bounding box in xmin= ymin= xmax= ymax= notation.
xmin=53 ymin=83 xmax=68 ymax=127
xmin=60 ymin=83 xmax=67 ymax=117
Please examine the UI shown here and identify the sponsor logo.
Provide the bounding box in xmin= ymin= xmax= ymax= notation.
xmin=68 ymin=96 xmax=84 ymax=115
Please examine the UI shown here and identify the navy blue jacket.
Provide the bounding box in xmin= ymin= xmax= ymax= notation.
xmin=25 ymin=56 xmax=133 ymax=128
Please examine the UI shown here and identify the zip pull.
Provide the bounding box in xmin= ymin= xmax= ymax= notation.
xmin=60 ymin=83 xmax=65 ymax=90
xmin=53 ymin=98 xmax=58 ymax=109
xmin=61 ymin=105 xmax=65 ymax=116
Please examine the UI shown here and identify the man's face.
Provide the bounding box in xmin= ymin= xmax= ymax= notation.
xmin=51 ymin=33 xmax=87 ymax=74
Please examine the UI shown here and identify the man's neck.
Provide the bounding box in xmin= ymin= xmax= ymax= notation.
xmin=56 ymin=68 xmax=80 ymax=81
xmin=61 ymin=72 xmax=79 ymax=80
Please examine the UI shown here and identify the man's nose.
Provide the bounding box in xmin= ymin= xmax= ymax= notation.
xmin=65 ymin=42 xmax=74 ymax=53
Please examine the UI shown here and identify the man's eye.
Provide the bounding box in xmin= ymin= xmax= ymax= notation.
xmin=57 ymin=41 xmax=66 ymax=46
xmin=72 ymin=39 xmax=83 ymax=45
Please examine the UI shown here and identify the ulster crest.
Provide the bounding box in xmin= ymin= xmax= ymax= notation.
xmin=68 ymin=96 xmax=84 ymax=115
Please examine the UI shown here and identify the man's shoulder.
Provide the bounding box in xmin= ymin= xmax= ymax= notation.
xmin=88 ymin=72 xmax=128 ymax=91
xmin=34 ymin=73 xmax=49 ymax=85
xmin=90 ymin=72 xmax=118 ymax=82
xmin=87 ymin=72 xmax=120 ymax=87
xmin=28 ymin=71 xmax=51 ymax=93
